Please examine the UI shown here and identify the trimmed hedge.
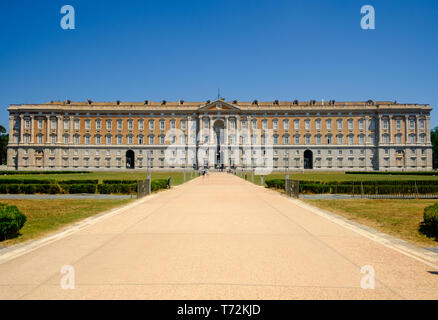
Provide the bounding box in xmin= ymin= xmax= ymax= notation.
xmin=97 ymin=183 xmax=137 ymax=194
xmin=346 ymin=171 xmax=437 ymax=176
xmin=0 ymin=171 xmax=89 ymax=175
xmin=60 ymin=184 xmax=96 ymax=194
xmin=0 ymin=204 xmax=27 ymax=241
xmin=151 ymin=179 xmax=169 ymax=192
xmin=102 ymin=180 xmax=138 ymax=185
xmin=421 ymin=203 xmax=438 ymax=238
xmin=0 ymin=179 xmax=55 ymax=184
xmin=59 ymin=179 xmax=98 ymax=185
xmin=265 ymin=179 xmax=438 ymax=195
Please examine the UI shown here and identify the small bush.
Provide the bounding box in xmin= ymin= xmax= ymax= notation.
xmin=421 ymin=203 xmax=438 ymax=238
xmin=0 ymin=204 xmax=27 ymax=241
xmin=265 ymin=179 xmax=285 ymax=189
xmin=151 ymin=179 xmax=169 ymax=192
xmin=68 ymin=184 xmax=96 ymax=194
xmin=59 ymin=179 xmax=98 ymax=185
xmin=102 ymin=180 xmax=138 ymax=185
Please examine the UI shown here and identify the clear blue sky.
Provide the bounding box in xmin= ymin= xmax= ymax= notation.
xmin=1 ymin=0 xmax=437 ymax=130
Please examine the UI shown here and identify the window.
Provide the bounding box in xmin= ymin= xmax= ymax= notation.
xmin=347 ymin=119 xmax=353 ymax=130
xmin=159 ymin=119 xmax=165 ymax=130
xmin=229 ymin=134 xmax=234 ymax=144
xmin=138 ymin=119 xmax=144 ymax=130
xmin=74 ymin=119 xmax=80 ymax=130
xmin=294 ymin=119 xmax=300 ymax=130
xmin=409 ymin=119 xmax=415 ymax=130
xmin=38 ymin=119 xmax=43 ymax=129
xmin=348 ymin=134 xmax=354 ymax=145
xmin=159 ymin=135 xmax=165 ymax=144
xmin=37 ymin=134 xmax=43 ymax=144
xmin=420 ymin=134 xmax=425 ymax=144
xmin=326 ymin=119 xmax=332 ymax=130
xmin=181 ymin=119 xmax=186 ymax=130
xmin=337 ymin=134 xmax=343 ymax=145
xmin=283 ymin=119 xmax=289 ymax=130
xmin=138 ymin=135 xmax=144 ymax=144
xmin=85 ymin=119 xmax=90 ymax=130
xmin=128 ymin=119 xmax=133 ymax=130
xmin=294 ymin=135 xmax=300 ymax=144
xmin=106 ymin=119 xmax=112 ymax=130
xmin=117 ymin=119 xmax=123 ymax=130
xmin=64 ymin=134 xmax=69 ymax=144
xmin=396 ymin=134 xmax=402 ymax=144
xmin=316 ymin=119 xmax=321 ymax=130
xmin=148 ymin=135 xmax=154 ymax=144
xmin=383 ymin=119 xmax=388 ymax=130
xmin=25 ymin=119 xmax=30 ymax=129
xmin=24 ymin=134 xmax=30 ymax=143
xmin=127 ymin=135 xmax=133 ymax=144
xmin=117 ymin=135 xmax=122 ymax=144
xmin=420 ymin=119 xmax=425 ymax=130
xmin=305 ymin=134 xmax=311 ymax=144
xmin=358 ymin=119 xmax=364 ymax=130
xmin=359 ymin=134 xmax=364 ymax=144
xmin=273 ymin=119 xmax=278 ymax=130
xmin=369 ymin=134 xmax=375 ymax=144
xmin=180 ymin=134 xmax=186 ymax=144
xmin=316 ymin=134 xmax=321 ymax=144
xmin=383 ymin=134 xmax=389 ymax=144
xmin=252 ymin=119 xmax=257 ymax=130
xmin=204 ymin=119 xmax=209 ymax=129
xmin=283 ymin=135 xmax=289 ymax=144
xmin=273 ymin=135 xmax=278 ymax=144
xmin=304 ymin=119 xmax=310 ymax=130
xmin=170 ymin=119 xmax=176 ymax=129
xmin=241 ymin=120 xmax=247 ymax=129
xmin=337 ymin=119 xmax=343 ymax=130
xmin=396 ymin=119 xmax=401 ymax=130
xmin=96 ymin=135 xmax=101 ymax=144
xmin=106 ymin=135 xmax=112 ymax=145
xmin=85 ymin=135 xmax=90 ymax=145
xmin=326 ymin=134 xmax=332 ymax=144
xmin=148 ymin=119 xmax=154 ymax=130
xmin=51 ymin=119 xmax=57 ymax=130
xmin=261 ymin=134 xmax=266 ymax=144
xmin=262 ymin=119 xmax=267 ymax=130
xmin=96 ymin=119 xmax=101 ymax=130
xmin=74 ymin=134 xmax=80 ymax=144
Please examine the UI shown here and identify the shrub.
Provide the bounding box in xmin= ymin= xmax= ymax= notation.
xmin=0 ymin=204 xmax=27 ymax=241
xmin=97 ymin=183 xmax=137 ymax=194
xmin=151 ymin=179 xmax=169 ymax=192
xmin=59 ymin=179 xmax=98 ymax=185
xmin=420 ymin=203 xmax=438 ymax=238
xmin=67 ymin=184 xmax=96 ymax=194
xmin=102 ymin=180 xmax=138 ymax=185
xmin=265 ymin=179 xmax=285 ymax=189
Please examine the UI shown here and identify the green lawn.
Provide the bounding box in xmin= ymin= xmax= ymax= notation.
xmin=238 ymin=171 xmax=438 ymax=186
xmin=303 ymin=199 xmax=438 ymax=247
xmin=0 ymin=171 xmax=198 ymax=186
xmin=0 ymin=199 xmax=133 ymax=247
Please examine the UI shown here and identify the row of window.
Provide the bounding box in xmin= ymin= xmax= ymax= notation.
xmin=18 ymin=131 xmax=428 ymax=145
xmin=18 ymin=117 xmax=427 ymax=132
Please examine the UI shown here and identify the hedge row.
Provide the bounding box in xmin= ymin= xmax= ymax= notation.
xmin=346 ymin=171 xmax=437 ymax=176
xmin=0 ymin=179 xmax=98 ymax=185
xmin=102 ymin=180 xmax=138 ymax=185
xmin=0 ymin=171 xmax=89 ymax=175
xmin=0 ymin=204 xmax=27 ymax=241
xmin=0 ymin=179 xmax=170 ymax=195
xmin=265 ymin=179 xmax=438 ymax=195
xmin=296 ymin=180 xmax=438 ymax=186
xmin=421 ymin=203 xmax=438 ymax=238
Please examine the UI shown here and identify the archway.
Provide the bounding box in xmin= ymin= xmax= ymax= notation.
xmin=303 ymin=149 xmax=313 ymax=169
xmin=213 ymin=120 xmax=225 ymax=169
xmin=126 ymin=150 xmax=135 ymax=169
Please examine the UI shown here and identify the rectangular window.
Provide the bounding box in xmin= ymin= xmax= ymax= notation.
xmin=85 ymin=119 xmax=90 ymax=130
xmin=358 ymin=119 xmax=364 ymax=130
xmin=305 ymin=119 xmax=310 ymax=130
xmin=283 ymin=119 xmax=289 ymax=130
xmin=38 ymin=119 xmax=43 ymax=129
xmin=149 ymin=119 xmax=154 ymax=130
xmin=294 ymin=119 xmax=300 ymax=130
xmin=252 ymin=120 xmax=257 ymax=130
xmin=64 ymin=119 xmax=69 ymax=130
xmin=117 ymin=119 xmax=123 ymax=130
xmin=316 ymin=119 xmax=321 ymax=130
xmin=337 ymin=119 xmax=343 ymax=130
xmin=25 ymin=119 xmax=30 ymax=129
xmin=96 ymin=120 xmax=101 ymax=130
xmin=139 ymin=119 xmax=144 ymax=130
xmin=396 ymin=119 xmax=401 ymax=130
xmin=160 ymin=120 xmax=165 ymax=130
xmin=181 ymin=120 xmax=186 ymax=130
xmin=347 ymin=119 xmax=353 ymax=130
xmin=326 ymin=119 xmax=332 ymax=130
xmin=106 ymin=119 xmax=112 ymax=130
xmin=51 ymin=119 xmax=57 ymax=130
xmin=74 ymin=119 xmax=80 ymax=130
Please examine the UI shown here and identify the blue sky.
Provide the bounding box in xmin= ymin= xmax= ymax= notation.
xmin=1 ymin=0 xmax=437 ymax=130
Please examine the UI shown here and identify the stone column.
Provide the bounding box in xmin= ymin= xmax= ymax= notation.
xmin=30 ymin=115 xmax=34 ymax=143
xmin=426 ymin=115 xmax=431 ymax=144
xmin=9 ymin=116 xmax=14 ymax=142
xmin=57 ymin=115 xmax=62 ymax=143
xmin=20 ymin=114 xmax=24 ymax=144
xmin=416 ymin=115 xmax=420 ymax=145
xmin=70 ymin=116 xmax=74 ymax=144
xmin=404 ymin=115 xmax=408 ymax=145
xmin=388 ymin=115 xmax=393 ymax=144
xmin=46 ymin=115 xmax=50 ymax=144
xmin=378 ymin=114 xmax=382 ymax=145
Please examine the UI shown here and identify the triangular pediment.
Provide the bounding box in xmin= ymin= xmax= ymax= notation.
xmin=198 ymin=100 xmax=241 ymax=112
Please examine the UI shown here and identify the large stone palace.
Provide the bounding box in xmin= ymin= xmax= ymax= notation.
xmin=7 ymin=99 xmax=433 ymax=171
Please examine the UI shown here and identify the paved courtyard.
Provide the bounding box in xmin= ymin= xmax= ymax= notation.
xmin=1 ymin=173 xmax=438 ymax=299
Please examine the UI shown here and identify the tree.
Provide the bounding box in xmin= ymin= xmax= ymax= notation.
xmin=431 ymin=126 xmax=438 ymax=169
xmin=0 ymin=125 xmax=8 ymax=165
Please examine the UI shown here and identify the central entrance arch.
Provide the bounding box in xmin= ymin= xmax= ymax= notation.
xmin=126 ymin=150 xmax=135 ymax=169
xmin=303 ymin=149 xmax=313 ymax=169
xmin=213 ymin=119 xmax=225 ymax=169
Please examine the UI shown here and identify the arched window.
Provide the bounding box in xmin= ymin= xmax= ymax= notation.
xmin=294 ymin=134 xmax=300 ymax=144
xmin=138 ymin=135 xmax=144 ymax=144
xmin=95 ymin=135 xmax=101 ymax=145
xmin=348 ymin=134 xmax=354 ymax=145
xmin=337 ymin=134 xmax=343 ymax=145
xmin=148 ymin=134 xmax=154 ymax=145
xmin=326 ymin=134 xmax=332 ymax=144
xmin=283 ymin=134 xmax=290 ymax=144
xmin=159 ymin=134 xmax=165 ymax=144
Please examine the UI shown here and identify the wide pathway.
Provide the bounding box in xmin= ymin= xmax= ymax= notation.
xmin=1 ymin=173 xmax=438 ymax=299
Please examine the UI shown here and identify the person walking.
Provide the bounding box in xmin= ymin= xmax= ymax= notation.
xmin=167 ymin=176 xmax=171 ymax=188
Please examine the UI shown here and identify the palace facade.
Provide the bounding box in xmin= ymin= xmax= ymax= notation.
xmin=7 ymin=99 xmax=433 ymax=171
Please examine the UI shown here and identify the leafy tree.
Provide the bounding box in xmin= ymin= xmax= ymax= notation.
xmin=0 ymin=125 xmax=8 ymax=165
xmin=432 ymin=126 xmax=438 ymax=169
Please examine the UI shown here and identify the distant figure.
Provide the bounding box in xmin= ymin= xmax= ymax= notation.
xmin=167 ymin=176 xmax=171 ymax=188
